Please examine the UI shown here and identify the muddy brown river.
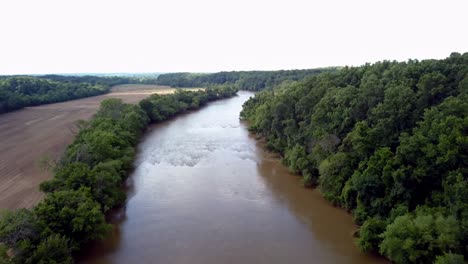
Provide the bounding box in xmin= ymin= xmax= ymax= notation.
xmin=80 ymin=91 xmax=385 ymax=264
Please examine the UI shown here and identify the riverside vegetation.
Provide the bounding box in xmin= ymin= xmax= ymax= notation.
xmin=0 ymin=86 xmax=238 ymax=263
xmin=240 ymin=53 xmax=467 ymax=263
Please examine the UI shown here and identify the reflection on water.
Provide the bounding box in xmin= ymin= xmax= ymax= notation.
xmin=80 ymin=91 xmax=385 ymax=264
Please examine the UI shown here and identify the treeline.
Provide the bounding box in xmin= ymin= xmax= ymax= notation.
xmin=0 ymin=77 xmax=109 ymax=114
xmin=240 ymin=53 xmax=467 ymax=263
xmin=156 ymin=68 xmax=337 ymax=91
xmin=0 ymin=86 xmax=238 ymax=263
xmin=0 ymin=75 xmax=158 ymax=114
xmin=36 ymin=74 xmax=158 ymax=85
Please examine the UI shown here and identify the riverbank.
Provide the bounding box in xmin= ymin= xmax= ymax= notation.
xmin=0 ymin=86 xmax=238 ymax=263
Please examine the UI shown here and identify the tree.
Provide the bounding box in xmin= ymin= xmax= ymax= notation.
xmin=380 ymin=210 xmax=460 ymax=264
xmin=318 ymin=152 xmax=355 ymax=204
xmin=0 ymin=209 xmax=41 ymax=261
xmin=27 ymin=235 xmax=73 ymax=264
xmin=434 ymin=253 xmax=465 ymax=264
xmin=34 ymin=189 xmax=110 ymax=247
xmin=352 ymin=147 xmax=394 ymax=220
xmin=0 ymin=209 xmax=40 ymax=249
xmin=358 ymin=217 xmax=386 ymax=253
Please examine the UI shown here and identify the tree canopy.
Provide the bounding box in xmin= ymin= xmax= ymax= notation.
xmin=240 ymin=52 xmax=468 ymax=263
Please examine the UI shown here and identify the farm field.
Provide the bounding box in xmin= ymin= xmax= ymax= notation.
xmin=0 ymin=84 xmax=199 ymax=209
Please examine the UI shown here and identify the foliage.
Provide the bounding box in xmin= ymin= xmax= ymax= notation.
xmin=0 ymin=244 xmax=9 ymax=264
xmin=27 ymin=234 xmax=73 ymax=264
xmin=358 ymin=217 xmax=387 ymax=253
xmin=380 ymin=209 xmax=460 ymax=264
xmin=34 ymin=189 xmax=110 ymax=247
xmin=434 ymin=253 xmax=466 ymax=264
xmin=240 ymin=52 xmax=468 ymax=262
xmin=0 ymin=209 xmax=41 ymax=261
xmin=318 ymin=152 xmax=355 ymax=204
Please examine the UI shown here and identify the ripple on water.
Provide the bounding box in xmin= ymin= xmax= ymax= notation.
xmin=143 ymin=135 xmax=257 ymax=167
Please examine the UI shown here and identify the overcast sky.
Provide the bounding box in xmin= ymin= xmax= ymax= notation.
xmin=1 ymin=0 xmax=467 ymax=74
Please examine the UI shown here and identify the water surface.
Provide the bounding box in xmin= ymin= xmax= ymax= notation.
xmin=81 ymin=91 xmax=384 ymax=264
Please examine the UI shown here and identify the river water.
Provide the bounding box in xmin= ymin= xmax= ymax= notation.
xmin=80 ymin=91 xmax=384 ymax=264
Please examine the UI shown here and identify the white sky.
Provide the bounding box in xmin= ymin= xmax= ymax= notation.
xmin=0 ymin=0 xmax=467 ymax=74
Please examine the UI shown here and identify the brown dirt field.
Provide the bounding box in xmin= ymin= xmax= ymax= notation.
xmin=0 ymin=85 xmax=201 ymax=210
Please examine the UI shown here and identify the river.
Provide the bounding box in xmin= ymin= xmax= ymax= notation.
xmin=80 ymin=91 xmax=385 ymax=264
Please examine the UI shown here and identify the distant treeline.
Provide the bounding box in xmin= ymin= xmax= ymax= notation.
xmin=0 ymin=86 xmax=238 ymax=263
xmin=0 ymin=75 xmax=158 ymax=114
xmin=240 ymin=53 xmax=467 ymax=263
xmin=36 ymin=74 xmax=158 ymax=85
xmin=156 ymin=68 xmax=338 ymax=91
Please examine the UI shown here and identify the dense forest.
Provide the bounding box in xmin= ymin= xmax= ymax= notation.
xmin=0 ymin=75 xmax=156 ymax=114
xmin=156 ymin=68 xmax=338 ymax=91
xmin=0 ymin=86 xmax=238 ymax=263
xmin=240 ymin=53 xmax=467 ymax=263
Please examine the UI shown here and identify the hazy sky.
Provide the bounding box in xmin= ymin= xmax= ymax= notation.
xmin=1 ymin=0 xmax=467 ymax=74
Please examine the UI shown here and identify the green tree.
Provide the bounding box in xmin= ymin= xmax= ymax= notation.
xmin=0 ymin=209 xmax=41 ymax=261
xmin=318 ymin=152 xmax=355 ymax=204
xmin=380 ymin=210 xmax=460 ymax=264
xmin=358 ymin=217 xmax=386 ymax=253
xmin=27 ymin=235 xmax=72 ymax=264
xmin=34 ymin=189 xmax=110 ymax=247
xmin=434 ymin=253 xmax=465 ymax=264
